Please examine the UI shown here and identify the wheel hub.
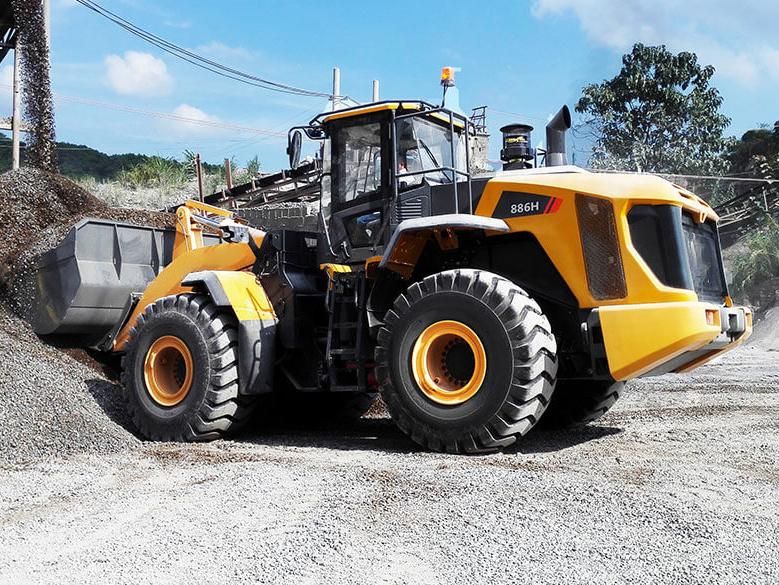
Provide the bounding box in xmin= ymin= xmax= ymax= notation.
xmin=143 ymin=336 xmax=194 ymax=407
xmin=411 ymin=320 xmax=487 ymax=405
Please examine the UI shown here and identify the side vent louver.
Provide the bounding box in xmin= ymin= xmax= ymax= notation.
xmin=395 ymin=197 xmax=425 ymax=222
xmin=576 ymin=194 xmax=627 ymax=300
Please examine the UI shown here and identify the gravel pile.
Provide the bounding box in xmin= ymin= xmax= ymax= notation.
xmin=0 ymin=306 xmax=136 ymax=464
xmin=0 ymin=168 xmax=172 ymax=318
xmin=0 ymin=168 xmax=173 ymax=463
xmin=748 ymin=306 xmax=779 ymax=351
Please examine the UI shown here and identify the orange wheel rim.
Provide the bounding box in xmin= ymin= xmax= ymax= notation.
xmin=143 ymin=336 xmax=194 ymax=407
xmin=411 ymin=320 xmax=487 ymax=405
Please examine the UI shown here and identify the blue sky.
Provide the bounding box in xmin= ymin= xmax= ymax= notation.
xmin=6 ymin=0 xmax=777 ymax=171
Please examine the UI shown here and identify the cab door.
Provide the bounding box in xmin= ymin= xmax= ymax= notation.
xmin=328 ymin=114 xmax=392 ymax=261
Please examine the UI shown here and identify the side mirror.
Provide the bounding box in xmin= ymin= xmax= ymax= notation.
xmin=287 ymin=129 xmax=303 ymax=169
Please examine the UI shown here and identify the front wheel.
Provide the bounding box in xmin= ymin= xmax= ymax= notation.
xmin=121 ymin=294 xmax=257 ymax=441
xmin=375 ymin=269 xmax=558 ymax=454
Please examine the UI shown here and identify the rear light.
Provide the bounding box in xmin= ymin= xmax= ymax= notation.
xmin=705 ymin=309 xmax=719 ymax=327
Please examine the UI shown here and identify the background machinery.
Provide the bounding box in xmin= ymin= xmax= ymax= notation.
xmin=32 ymin=97 xmax=753 ymax=453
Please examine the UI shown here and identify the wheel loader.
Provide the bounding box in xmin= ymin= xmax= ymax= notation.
xmin=32 ymin=98 xmax=752 ymax=453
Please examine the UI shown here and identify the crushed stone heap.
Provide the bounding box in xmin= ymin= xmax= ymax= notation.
xmin=0 ymin=168 xmax=174 ymax=464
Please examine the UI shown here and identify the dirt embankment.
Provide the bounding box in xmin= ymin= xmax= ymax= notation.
xmin=0 ymin=168 xmax=173 ymax=464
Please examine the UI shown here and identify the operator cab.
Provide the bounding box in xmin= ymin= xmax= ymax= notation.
xmin=296 ymin=101 xmax=473 ymax=262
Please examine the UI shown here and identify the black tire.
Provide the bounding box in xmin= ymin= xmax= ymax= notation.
xmin=375 ymin=269 xmax=558 ymax=454
xmin=121 ymin=294 xmax=257 ymax=441
xmin=540 ymin=380 xmax=624 ymax=428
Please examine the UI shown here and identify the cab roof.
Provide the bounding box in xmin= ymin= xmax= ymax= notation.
xmin=312 ymin=100 xmax=467 ymax=128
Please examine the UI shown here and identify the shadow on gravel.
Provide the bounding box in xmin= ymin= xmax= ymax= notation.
xmin=86 ymin=378 xmax=138 ymax=435
xmin=238 ymin=418 xmax=624 ymax=455
xmin=40 ymin=335 xmax=122 ymax=380
xmin=511 ymin=425 xmax=624 ymax=454
xmin=83 ymin=381 xmax=625 ymax=456
xmin=238 ymin=417 xmax=421 ymax=454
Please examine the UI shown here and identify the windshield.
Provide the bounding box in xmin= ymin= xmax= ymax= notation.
xmin=395 ymin=115 xmax=466 ymax=188
xmin=683 ymin=217 xmax=727 ymax=302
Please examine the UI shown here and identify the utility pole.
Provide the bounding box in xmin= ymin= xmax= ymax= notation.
xmin=332 ymin=67 xmax=340 ymax=111
xmin=195 ymin=153 xmax=204 ymax=202
xmin=372 ymin=80 xmax=380 ymax=102
xmin=224 ymin=158 xmax=233 ymax=191
xmin=12 ymin=40 xmax=21 ymax=170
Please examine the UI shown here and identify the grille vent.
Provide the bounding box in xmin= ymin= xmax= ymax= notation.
xmin=576 ymin=194 xmax=627 ymax=300
xmin=395 ymin=197 xmax=425 ymax=222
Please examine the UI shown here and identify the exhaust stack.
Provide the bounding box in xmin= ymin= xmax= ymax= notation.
xmin=545 ymin=105 xmax=571 ymax=167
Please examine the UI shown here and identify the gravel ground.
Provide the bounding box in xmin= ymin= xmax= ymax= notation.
xmin=0 ymin=344 xmax=776 ymax=584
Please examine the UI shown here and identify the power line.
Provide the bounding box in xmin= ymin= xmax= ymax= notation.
xmin=488 ymin=108 xmax=549 ymax=124
xmin=591 ymin=169 xmax=777 ymax=185
xmin=74 ymin=0 xmax=334 ymax=99
xmin=0 ymin=83 xmax=289 ymax=137
xmin=217 ymin=106 xmax=325 ymax=159
xmin=57 ymin=94 xmax=288 ymax=137
xmin=0 ymin=144 xmax=95 ymax=151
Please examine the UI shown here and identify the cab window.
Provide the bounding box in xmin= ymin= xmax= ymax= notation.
xmin=334 ymin=122 xmax=382 ymax=203
xmin=396 ymin=116 xmax=466 ymax=189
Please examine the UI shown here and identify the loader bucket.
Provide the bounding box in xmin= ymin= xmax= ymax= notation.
xmin=32 ymin=218 xmax=217 ymax=339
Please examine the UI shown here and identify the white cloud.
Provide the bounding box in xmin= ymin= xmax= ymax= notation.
xmin=760 ymin=47 xmax=779 ymax=82
xmin=532 ymin=0 xmax=779 ymax=87
xmin=166 ymin=104 xmax=223 ymax=137
xmin=104 ymin=51 xmax=173 ymax=97
xmin=173 ymin=104 xmax=220 ymax=124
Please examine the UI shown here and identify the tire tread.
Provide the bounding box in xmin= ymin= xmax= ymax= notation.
xmin=376 ymin=269 xmax=558 ymax=454
xmin=121 ymin=293 xmax=257 ymax=441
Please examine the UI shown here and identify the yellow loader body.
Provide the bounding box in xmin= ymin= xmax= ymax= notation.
xmin=472 ymin=168 xmax=751 ymax=380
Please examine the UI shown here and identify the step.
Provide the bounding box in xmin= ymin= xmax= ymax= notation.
xmin=329 ymin=348 xmax=356 ymax=357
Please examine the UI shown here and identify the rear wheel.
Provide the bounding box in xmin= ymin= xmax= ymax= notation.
xmin=540 ymin=380 xmax=624 ymax=428
xmin=121 ymin=294 xmax=257 ymax=441
xmin=375 ymin=269 xmax=558 ymax=453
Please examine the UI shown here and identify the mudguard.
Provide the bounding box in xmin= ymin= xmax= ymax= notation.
xmin=379 ymin=214 xmax=510 ymax=277
xmin=182 ymin=270 xmax=277 ymax=395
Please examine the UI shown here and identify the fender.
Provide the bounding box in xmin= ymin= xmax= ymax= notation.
xmin=379 ymin=214 xmax=510 ymax=278
xmin=182 ymin=270 xmax=277 ymax=395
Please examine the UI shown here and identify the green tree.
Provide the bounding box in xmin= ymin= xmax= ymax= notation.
xmin=731 ymin=217 xmax=779 ymax=306
xmin=728 ymin=122 xmax=779 ymax=179
xmin=245 ymin=155 xmax=261 ymax=177
xmin=576 ymin=43 xmax=730 ymax=174
xmin=117 ymin=156 xmax=187 ymax=188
